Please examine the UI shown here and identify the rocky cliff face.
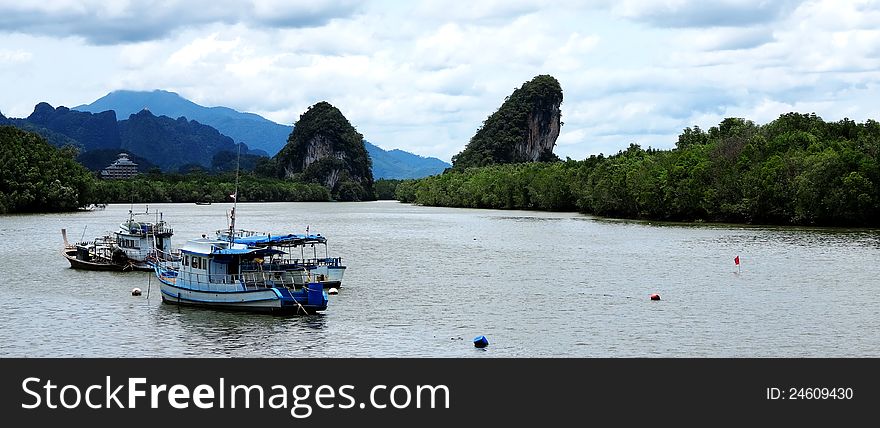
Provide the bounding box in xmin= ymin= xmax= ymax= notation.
xmin=25 ymin=102 xmax=121 ymax=151
xmin=452 ymin=75 xmax=563 ymax=168
xmin=275 ymin=101 xmax=374 ymax=201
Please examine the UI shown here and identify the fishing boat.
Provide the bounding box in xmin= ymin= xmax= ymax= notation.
xmin=217 ymin=229 xmax=347 ymax=288
xmin=150 ymin=147 xmax=329 ymax=314
xmin=61 ymin=232 xmax=138 ymax=271
xmin=61 ymin=207 xmax=175 ymax=271
xmin=151 ymin=233 xmax=328 ymax=314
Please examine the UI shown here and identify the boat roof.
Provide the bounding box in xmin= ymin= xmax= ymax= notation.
xmin=180 ymin=238 xmax=283 ymax=256
xmin=231 ymin=233 xmax=327 ymax=247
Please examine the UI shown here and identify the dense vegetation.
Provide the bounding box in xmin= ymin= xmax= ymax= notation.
xmin=0 ymin=126 xmax=95 ymax=213
xmin=452 ymin=75 xmax=562 ymax=168
xmin=275 ymin=101 xmax=375 ymax=201
xmin=91 ymin=172 xmax=331 ymax=204
xmin=375 ymin=179 xmax=406 ymax=200
xmin=118 ymin=109 xmax=241 ymax=170
xmin=0 ymin=127 xmax=332 ymax=213
xmin=398 ymin=114 xmax=880 ymax=227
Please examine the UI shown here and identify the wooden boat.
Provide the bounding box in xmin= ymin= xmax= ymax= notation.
xmin=195 ymin=201 xmax=212 ymax=205
xmin=61 ymin=231 xmax=139 ymax=271
xmin=61 ymin=207 xmax=175 ymax=272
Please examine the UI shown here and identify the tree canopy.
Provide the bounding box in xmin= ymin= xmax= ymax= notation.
xmin=275 ymin=101 xmax=375 ymax=201
xmin=399 ymin=113 xmax=880 ymax=227
xmin=452 ymin=75 xmax=563 ymax=169
xmin=0 ymin=126 xmax=95 ymax=213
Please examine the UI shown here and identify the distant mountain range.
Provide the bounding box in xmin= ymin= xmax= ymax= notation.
xmin=7 ymin=103 xmax=250 ymax=172
xmin=75 ymin=90 xmax=450 ymax=178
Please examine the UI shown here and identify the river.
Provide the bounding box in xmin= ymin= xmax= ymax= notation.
xmin=1 ymin=201 xmax=878 ymax=357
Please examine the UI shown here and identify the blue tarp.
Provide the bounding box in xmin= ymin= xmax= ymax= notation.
xmin=232 ymin=233 xmax=327 ymax=247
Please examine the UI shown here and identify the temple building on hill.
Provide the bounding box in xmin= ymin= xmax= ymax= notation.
xmin=100 ymin=153 xmax=138 ymax=179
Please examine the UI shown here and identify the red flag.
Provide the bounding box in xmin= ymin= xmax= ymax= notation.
xmin=734 ymin=256 xmax=740 ymax=265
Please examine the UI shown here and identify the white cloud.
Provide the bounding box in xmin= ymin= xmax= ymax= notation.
xmin=2 ymin=0 xmax=880 ymax=162
xmin=0 ymin=48 xmax=32 ymax=64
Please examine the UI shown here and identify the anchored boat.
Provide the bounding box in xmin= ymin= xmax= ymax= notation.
xmin=61 ymin=207 xmax=175 ymax=272
xmin=151 ymin=147 xmax=328 ymax=314
xmin=152 ymin=235 xmax=328 ymax=314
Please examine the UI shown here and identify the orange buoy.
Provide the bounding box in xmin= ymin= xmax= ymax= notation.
xmin=650 ymin=293 xmax=661 ymax=301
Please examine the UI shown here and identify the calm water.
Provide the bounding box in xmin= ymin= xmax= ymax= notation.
xmin=1 ymin=201 xmax=879 ymax=357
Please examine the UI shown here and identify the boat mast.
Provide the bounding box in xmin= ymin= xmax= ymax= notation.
xmin=227 ymin=144 xmax=241 ymax=244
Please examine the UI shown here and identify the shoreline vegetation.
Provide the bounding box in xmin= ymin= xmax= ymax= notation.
xmin=4 ymin=112 xmax=880 ymax=228
xmin=393 ymin=114 xmax=880 ymax=228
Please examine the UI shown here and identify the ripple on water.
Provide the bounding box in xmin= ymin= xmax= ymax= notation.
xmin=1 ymin=203 xmax=879 ymax=357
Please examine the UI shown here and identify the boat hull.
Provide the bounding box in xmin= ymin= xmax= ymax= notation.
xmin=61 ymin=249 xmax=151 ymax=272
xmin=156 ymin=277 xmax=328 ymax=315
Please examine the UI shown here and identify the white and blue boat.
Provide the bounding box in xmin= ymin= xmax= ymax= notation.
xmin=152 ymin=234 xmax=329 ymax=314
xmin=152 ymin=146 xmax=328 ymax=314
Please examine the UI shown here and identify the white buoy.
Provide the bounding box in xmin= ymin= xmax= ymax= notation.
xmin=131 ymin=288 xmax=142 ymax=296
xmin=328 ymin=287 xmax=339 ymax=295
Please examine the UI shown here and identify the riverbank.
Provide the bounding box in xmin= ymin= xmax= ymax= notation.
xmin=394 ymin=115 xmax=880 ymax=228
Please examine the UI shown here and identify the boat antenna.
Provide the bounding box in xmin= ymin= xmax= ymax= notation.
xmin=228 ymin=144 xmax=241 ymax=244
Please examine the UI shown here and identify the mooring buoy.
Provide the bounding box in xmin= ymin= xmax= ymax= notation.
xmin=328 ymin=287 xmax=339 ymax=295
xmin=650 ymin=293 xmax=661 ymax=301
xmin=131 ymin=288 xmax=142 ymax=296
xmin=473 ymin=335 xmax=489 ymax=348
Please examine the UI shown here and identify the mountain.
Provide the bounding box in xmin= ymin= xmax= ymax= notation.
xmin=275 ymin=101 xmax=375 ymax=201
xmin=366 ymin=142 xmax=450 ymax=179
xmin=75 ymin=90 xmax=450 ymax=178
xmin=452 ymin=75 xmax=563 ymax=168
xmin=118 ymin=109 xmax=239 ymax=171
xmin=76 ymin=90 xmax=287 ymax=155
xmin=0 ymin=111 xmax=8 ymax=125
xmin=24 ymin=102 xmax=121 ymax=151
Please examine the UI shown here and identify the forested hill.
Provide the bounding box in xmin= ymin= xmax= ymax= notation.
xmin=275 ymin=101 xmax=375 ymax=201
xmin=118 ymin=109 xmax=240 ymax=171
xmin=452 ymin=74 xmax=563 ymax=169
xmin=0 ymin=126 xmax=94 ymax=214
xmin=397 ymin=113 xmax=880 ymax=227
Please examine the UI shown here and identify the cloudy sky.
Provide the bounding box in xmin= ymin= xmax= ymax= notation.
xmin=1 ymin=0 xmax=878 ymax=162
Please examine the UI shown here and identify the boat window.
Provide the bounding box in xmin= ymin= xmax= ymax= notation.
xmin=184 ymin=255 xmax=189 ymax=267
xmin=193 ymin=257 xmax=200 ymax=270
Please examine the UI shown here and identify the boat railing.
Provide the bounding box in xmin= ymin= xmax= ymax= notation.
xmin=124 ymin=222 xmax=173 ymax=237
xmin=146 ymin=248 xmax=182 ymax=266
xmin=268 ymin=257 xmax=344 ymax=267
xmin=170 ymin=270 xmax=304 ymax=292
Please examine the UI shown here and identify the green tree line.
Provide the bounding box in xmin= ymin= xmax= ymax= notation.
xmin=0 ymin=126 xmax=94 ymax=213
xmin=0 ymin=126 xmax=333 ymax=213
xmin=92 ymin=172 xmax=331 ymax=204
xmin=395 ymin=113 xmax=880 ymax=227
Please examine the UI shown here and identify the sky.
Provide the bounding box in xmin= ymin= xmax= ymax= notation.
xmin=1 ymin=0 xmax=879 ymax=162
